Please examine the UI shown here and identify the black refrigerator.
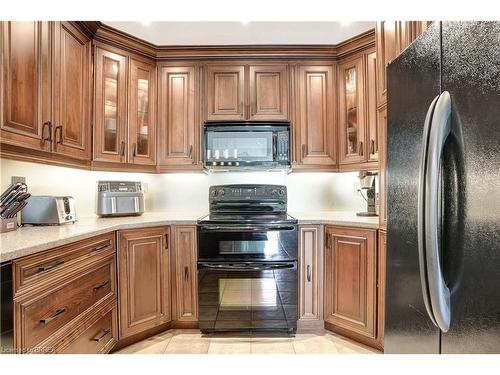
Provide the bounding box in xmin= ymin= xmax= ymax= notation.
xmin=385 ymin=21 xmax=500 ymax=354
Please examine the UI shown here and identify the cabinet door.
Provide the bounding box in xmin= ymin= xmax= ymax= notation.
xmin=375 ymin=21 xmax=398 ymax=106
xmin=325 ymin=226 xmax=377 ymax=341
xmin=1 ymin=21 xmax=51 ymax=151
xmin=117 ymin=227 xmax=171 ymax=339
xmin=158 ymin=66 xmax=198 ymax=166
xmin=128 ymin=59 xmax=156 ymax=165
xmin=378 ymin=104 xmax=387 ymax=228
xmin=52 ymin=22 xmax=91 ymax=160
xmin=377 ymin=230 xmax=387 ymax=348
xmin=249 ymin=65 xmax=288 ymax=120
xmin=206 ymin=65 xmax=245 ymax=121
xmin=338 ymin=55 xmax=366 ymax=165
xmin=298 ymin=225 xmax=324 ymax=328
xmin=296 ymin=65 xmax=336 ymax=166
xmin=366 ymin=51 xmax=378 ymax=162
xmin=94 ymin=47 xmax=127 ymax=163
xmin=173 ymin=225 xmax=198 ymax=322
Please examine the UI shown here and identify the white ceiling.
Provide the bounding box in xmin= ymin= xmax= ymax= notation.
xmin=103 ymin=22 xmax=375 ymax=46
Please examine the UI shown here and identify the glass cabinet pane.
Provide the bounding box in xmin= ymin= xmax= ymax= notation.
xmin=344 ymin=67 xmax=358 ymax=155
xmin=103 ymin=57 xmax=119 ymax=152
xmin=136 ymin=71 xmax=149 ymax=156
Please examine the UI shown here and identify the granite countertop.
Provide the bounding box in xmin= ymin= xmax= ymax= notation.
xmin=0 ymin=211 xmax=380 ymax=262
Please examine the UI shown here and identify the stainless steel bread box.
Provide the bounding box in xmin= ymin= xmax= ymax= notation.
xmin=97 ymin=181 xmax=145 ymax=217
xmin=21 ymin=196 xmax=77 ymax=225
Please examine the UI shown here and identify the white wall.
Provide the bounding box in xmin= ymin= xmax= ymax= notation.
xmin=0 ymin=158 xmax=367 ymax=217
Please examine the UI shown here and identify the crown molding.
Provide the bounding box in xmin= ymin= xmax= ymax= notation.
xmin=80 ymin=22 xmax=374 ymax=61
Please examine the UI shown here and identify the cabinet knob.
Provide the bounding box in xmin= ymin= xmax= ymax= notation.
xmin=359 ymin=141 xmax=364 ymax=156
xmin=306 ymin=265 xmax=311 ymax=282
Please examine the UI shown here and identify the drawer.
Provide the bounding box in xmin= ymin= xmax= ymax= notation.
xmin=15 ymin=257 xmax=115 ymax=351
xmin=13 ymin=233 xmax=115 ymax=294
xmin=61 ymin=308 xmax=116 ymax=354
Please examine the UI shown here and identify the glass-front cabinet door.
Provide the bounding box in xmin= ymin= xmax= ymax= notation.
xmin=94 ymin=47 xmax=127 ymax=163
xmin=338 ymin=55 xmax=366 ymax=165
xmin=128 ymin=59 xmax=156 ymax=165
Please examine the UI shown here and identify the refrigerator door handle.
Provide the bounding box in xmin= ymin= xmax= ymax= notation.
xmin=425 ymin=91 xmax=452 ymax=332
xmin=418 ymin=94 xmax=440 ymax=328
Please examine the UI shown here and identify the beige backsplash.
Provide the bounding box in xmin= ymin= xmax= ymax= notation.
xmin=0 ymin=158 xmax=369 ymax=217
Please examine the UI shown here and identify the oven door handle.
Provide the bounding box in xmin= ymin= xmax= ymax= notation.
xmin=198 ymin=262 xmax=295 ymax=271
xmin=199 ymin=225 xmax=296 ymax=232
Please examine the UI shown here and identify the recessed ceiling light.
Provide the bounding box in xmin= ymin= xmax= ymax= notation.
xmin=240 ymin=20 xmax=251 ymax=25
xmin=140 ymin=21 xmax=152 ymax=27
xmin=340 ymin=21 xmax=352 ymax=27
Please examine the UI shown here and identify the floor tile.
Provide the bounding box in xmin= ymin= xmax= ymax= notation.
xmin=292 ymin=334 xmax=340 ymax=354
xmin=164 ymin=337 xmax=210 ymax=354
xmin=208 ymin=338 xmax=251 ymax=354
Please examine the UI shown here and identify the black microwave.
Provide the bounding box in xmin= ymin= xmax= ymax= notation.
xmin=203 ymin=121 xmax=291 ymax=170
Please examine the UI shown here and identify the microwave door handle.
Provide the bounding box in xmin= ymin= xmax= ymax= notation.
xmin=272 ymin=133 xmax=278 ymax=162
xmin=418 ymin=94 xmax=440 ymax=328
xmin=425 ymin=91 xmax=452 ymax=333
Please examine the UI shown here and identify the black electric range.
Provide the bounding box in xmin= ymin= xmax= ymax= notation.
xmin=197 ymin=184 xmax=298 ymax=333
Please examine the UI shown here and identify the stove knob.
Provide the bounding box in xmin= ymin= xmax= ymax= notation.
xmin=271 ymin=189 xmax=278 ymax=195
xmin=279 ymin=189 xmax=285 ymax=196
xmin=219 ymin=189 xmax=225 ymax=196
xmin=212 ymin=190 xmax=218 ymax=196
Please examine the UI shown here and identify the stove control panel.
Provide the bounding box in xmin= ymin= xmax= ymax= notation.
xmin=209 ymin=184 xmax=287 ymax=203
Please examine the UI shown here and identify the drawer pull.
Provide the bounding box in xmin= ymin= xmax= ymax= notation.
xmin=184 ymin=266 xmax=189 ymax=281
xmin=91 ymin=328 xmax=111 ymax=342
xmin=40 ymin=308 xmax=66 ymax=325
xmin=92 ymin=280 xmax=110 ymax=292
xmin=92 ymin=241 xmax=111 ymax=253
xmin=37 ymin=260 xmax=64 ymax=274
xmin=306 ymin=265 xmax=311 ymax=282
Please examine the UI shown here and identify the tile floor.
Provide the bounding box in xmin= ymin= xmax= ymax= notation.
xmin=115 ymin=329 xmax=379 ymax=354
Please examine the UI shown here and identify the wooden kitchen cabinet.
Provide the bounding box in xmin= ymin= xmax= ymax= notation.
xmin=338 ymin=55 xmax=366 ymax=165
xmin=12 ymin=233 xmax=118 ymax=353
xmin=249 ymin=65 xmax=288 ymax=120
xmin=205 ymin=64 xmax=289 ymax=121
xmin=378 ymin=104 xmax=388 ymax=228
xmin=366 ymin=51 xmax=378 ymax=162
xmin=324 ymin=226 xmax=378 ymax=347
xmin=298 ymin=225 xmax=324 ymax=330
xmin=93 ymin=47 xmax=128 ymax=163
xmin=206 ymin=65 xmax=245 ymax=121
xmin=1 ymin=21 xmax=51 ymax=152
xmin=295 ymin=64 xmax=337 ymax=169
xmin=117 ymin=227 xmax=171 ymax=339
xmin=157 ymin=65 xmax=200 ymax=170
xmin=172 ymin=225 xmax=198 ymax=323
xmin=377 ymin=229 xmax=387 ymax=349
xmin=52 ymin=21 xmax=92 ymax=161
xmin=128 ymin=58 xmax=156 ymax=166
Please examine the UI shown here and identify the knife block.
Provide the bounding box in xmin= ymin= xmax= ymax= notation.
xmin=0 ymin=217 xmax=18 ymax=233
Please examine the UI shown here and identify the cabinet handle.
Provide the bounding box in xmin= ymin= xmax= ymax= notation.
xmin=37 ymin=260 xmax=64 ymax=274
xmin=42 ymin=121 xmax=53 ymax=143
xmin=359 ymin=141 xmax=364 ymax=156
xmin=132 ymin=142 xmax=137 ymax=157
xmin=92 ymin=280 xmax=109 ymax=292
xmin=55 ymin=125 xmax=63 ymax=144
xmin=306 ymin=265 xmax=311 ymax=282
xmin=184 ymin=266 xmax=189 ymax=281
xmin=370 ymin=139 xmax=375 ymax=155
xmin=91 ymin=328 xmax=111 ymax=342
xmin=91 ymin=240 xmax=111 ymax=253
xmin=120 ymin=141 xmax=126 ymax=158
xmin=188 ymin=145 xmax=193 ymax=159
xmin=40 ymin=308 xmax=66 ymax=324
xmin=301 ymin=144 xmax=307 ymax=159
xmin=164 ymin=233 xmax=169 ymax=250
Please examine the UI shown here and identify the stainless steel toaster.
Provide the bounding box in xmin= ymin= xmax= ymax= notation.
xmin=21 ymin=196 xmax=77 ymax=225
xmin=97 ymin=181 xmax=145 ymax=217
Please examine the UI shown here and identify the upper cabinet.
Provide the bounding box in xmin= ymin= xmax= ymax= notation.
xmin=1 ymin=21 xmax=91 ymax=165
xmin=128 ymin=59 xmax=156 ymax=166
xmin=338 ymin=56 xmax=366 ymax=165
xmin=205 ymin=64 xmax=289 ymax=122
xmin=93 ymin=45 xmax=156 ymax=168
xmin=249 ymin=65 xmax=288 ymax=120
xmin=157 ymin=65 xmax=200 ymax=170
xmin=52 ymin=22 xmax=92 ymax=160
xmin=295 ymin=64 xmax=336 ymax=169
xmin=366 ymin=51 xmax=378 ymax=162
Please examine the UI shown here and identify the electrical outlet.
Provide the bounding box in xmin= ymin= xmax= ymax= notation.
xmin=11 ymin=176 xmax=26 ymax=185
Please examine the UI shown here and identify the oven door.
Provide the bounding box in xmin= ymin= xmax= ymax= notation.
xmin=198 ymin=224 xmax=298 ymax=262
xmin=198 ymin=261 xmax=297 ymax=332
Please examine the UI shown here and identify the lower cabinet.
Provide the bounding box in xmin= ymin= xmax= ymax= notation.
xmin=324 ymin=226 xmax=379 ymax=348
xmin=172 ymin=225 xmax=198 ymax=323
xmin=117 ymin=227 xmax=171 ymax=339
xmin=298 ymin=225 xmax=324 ymax=330
xmin=377 ymin=229 xmax=387 ymax=349
xmin=12 ymin=234 xmax=118 ymax=353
